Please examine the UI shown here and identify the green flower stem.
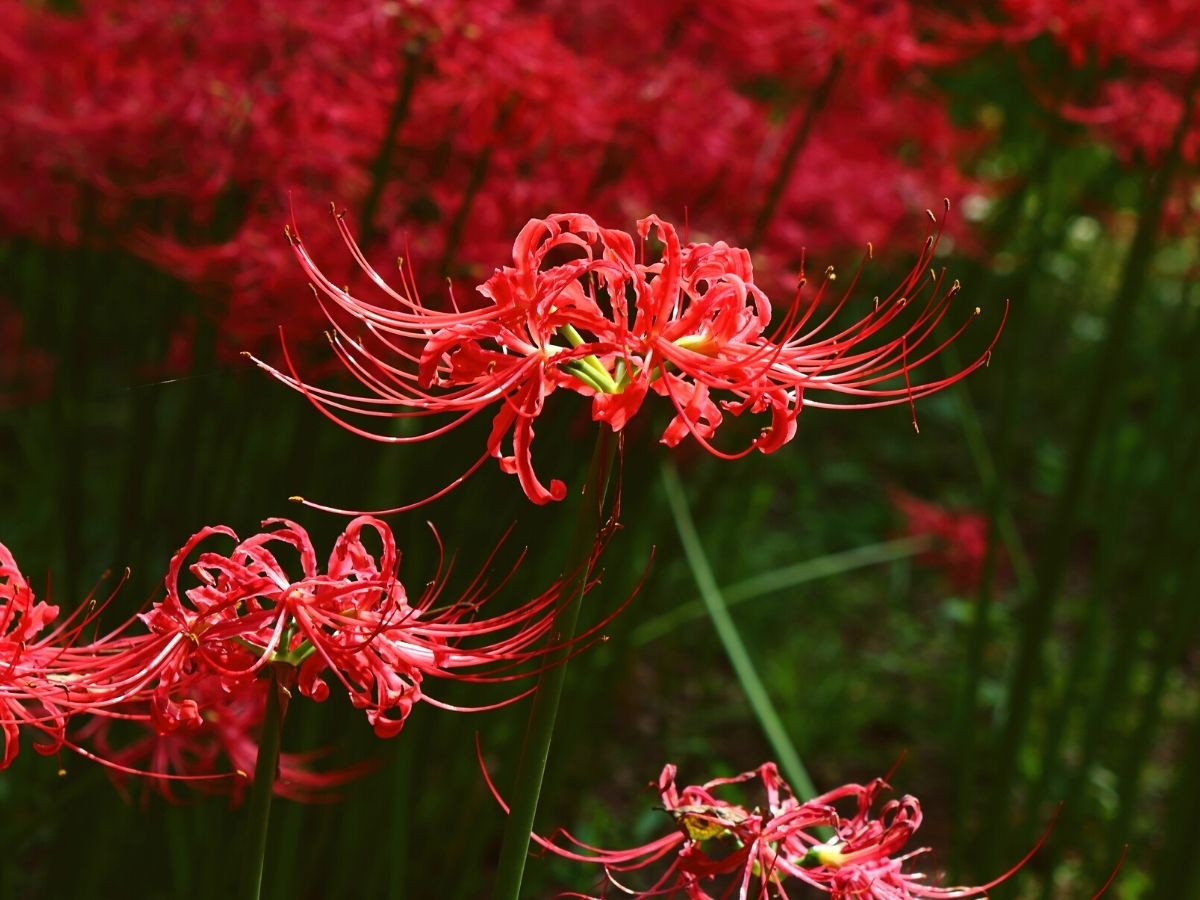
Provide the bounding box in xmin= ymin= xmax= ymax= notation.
xmin=660 ymin=459 xmax=817 ymax=803
xmin=492 ymin=429 xmax=616 ymax=900
xmin=240 ymin=665 xmax=289 ymax=900
xmin=631 ymin=536 xmax=929 ymax=646
xmin=1149 ymin=675 xmax=1200 ymax=897
xmin=746 ymin=55 xmax=841 ymax=249
xmin=387 ymin=736 xmax=416 ymax=898
xmin=948 ymin=382 xmax=1035 ymax=593
xmin=359 ymin=41 xmax=423 ymax=247
xmin=439 ymin=94 xmax=515 ymax=277
xmin=985 ymin=69 xmax=1200 ymax=845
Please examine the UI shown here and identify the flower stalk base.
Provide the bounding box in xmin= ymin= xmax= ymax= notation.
xmin=492 ymin=428 xmax=616 ymax=900
xmin=240 ymin=664 xmax=289 ymax=900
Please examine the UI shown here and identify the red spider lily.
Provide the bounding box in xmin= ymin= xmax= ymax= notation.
xmin=252 ymin=208 xmax=1001 ymax=509
xmin=85 ymin=515 xmax=613 ymax=743
xmin=890 ymin=490 xmax=991 ymax=592
xmin=482 ymin=759 xmax=1047 ymax=899
xmin=1 ymin=542 xmax=282 ymax=790
xmin=0 ymin=542 xmax=68 ymax=767
xmin=0 ymin=543 xmax=135 ymax=769
xmin=3 ymin=515 xmax=619 ymax=798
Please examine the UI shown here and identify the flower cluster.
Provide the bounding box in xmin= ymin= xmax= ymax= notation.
xmin=948 ymin=0 xmax=1200 ymax=167
xmin=500 ymin=761 xmax=1040 ymax=899
xmin=252 ymin=209 xmax=1002 ymax=507
xmin=0 ymin=0 xmax=982 ymax=360
xmin=1 ymin=516 xmax=607 ymax=799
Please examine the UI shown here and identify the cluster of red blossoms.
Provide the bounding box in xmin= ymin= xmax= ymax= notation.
xmin=1 ymin=517 xmax=605 ymax=799
xmin=252 ymin=209 xmax=1003 ymax=507
xmin=0 ymin=0 xmax=981 ymax=359
xmin=958 ymin=0 xmax=1200 ymax=163
xmin=486 ymin=760 xmax=1042 ymax=899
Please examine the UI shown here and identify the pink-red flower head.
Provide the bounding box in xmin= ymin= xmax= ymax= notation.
xmin=252 ymin=207 xmax=1002 ymax=510
xmin=0 ymin=543 xmax=131 ymax=769
xmin=2 ymin=514 xmax=617 ymax=799
xmin=98 ymin=515 xmax=610 ymax=744
xmin=484 ymin=760 xmax=1047 ymax=899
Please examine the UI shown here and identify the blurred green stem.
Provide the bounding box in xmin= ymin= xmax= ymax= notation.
xmin=241 ymin=666 xmax=289 ymax=900
xmin=660 ymin=459 xmax=817 ymax=802
xmin=360 ymin=42 xmax=423 ymax=247
xmin=440 ymin=95 xmax=516 ymax=277
xmin=747 ymin=56 xmax=841 ymax=249
xmin=492 ymin=429 xmax=616 ymax=900
xmin=947 ymin=381 xmax=1036 ymax=591
xmin=1149 ymin=682 xmax=1200 ymax=897
xmin=632 ymin=536 xmax=929 ymax=646
xmin=985 ymin=67 xmax=1200 ymax=844
xmin=928 ymin=136 xmax=1056 ymax=862
xmin=387 ymin=736 xmax=415 ymax=897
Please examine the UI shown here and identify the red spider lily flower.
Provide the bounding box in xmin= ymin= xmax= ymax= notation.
xmin=251 ymin=207 xmax=1001 ymax=509
xmin=0 ymin=543 xmax=134 ymax=768
xmin=482 ymin=758 xmax=1045 ymax=899
xmin=1 ymin=542 xmax=273 ymax=789
xmin=0 ymin=542 xmax=68 ymax=767
xmin=785 ymin=778 xmax=1046 ymax=899
xmin=890 ymin=489 xmax=991 ymax=592
xmin=87 ymin=515 xmax=613 ymax=743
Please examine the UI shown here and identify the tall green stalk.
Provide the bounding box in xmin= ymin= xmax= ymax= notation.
xmin=949 ymin=143 xmax=1056 ymax=842
xmin=984 ymin=72 xmax=1199 ymax=847
xmin=746 ymin=57 xmax=841 ymax=250
xmin=359 ymin=43 xmax=424 ymax=248
xmin=632 ymin=536 xmax=928 ymax=646
xmin=439 ymin=96 xmax=516 ymax=278
xmin=660 ymin=459 xmax=817 ymax=802
xmin=492 ymin=430 xmax=616 ymax=900
xmin=240 ymin=666 xmax=289 ymax=900
xmin=1149 ymin=682 xmax=1200 ymax=897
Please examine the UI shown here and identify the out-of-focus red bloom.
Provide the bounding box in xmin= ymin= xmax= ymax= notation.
xmin=76 ymin=674 xmax=362 ymax=804
xmin=1 ymin=0 xmax=986 ymax=364
xmin=0 ymin=299 xmax=54 ymax=408
xmin=253 ymin=209 xmax=1002 ymax=509
xmin=483 ymin=760 xmax=1042 ymax=899
xmin=945 ymin=0 xmax=1200 ymax=168
xmin=890 ymin=489 xmax=990 ymax=592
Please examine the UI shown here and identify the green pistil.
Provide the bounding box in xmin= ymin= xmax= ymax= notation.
xmin=229 ymin=628 xmax=316 ymax=668
xmin=556 ymin=325 xmax=620 ymax=393
xmin=561 ymin=360 xmax=611 ymax=394
xmin=276 ymin=640 xmax=316 ymax=667
xmin=798 ymin=843 xmax=845 ymax=869
xmin=673 ymin=332 xmax=713 ymax=353
xmin=558 ymin=323 xmax=587 ymax=348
